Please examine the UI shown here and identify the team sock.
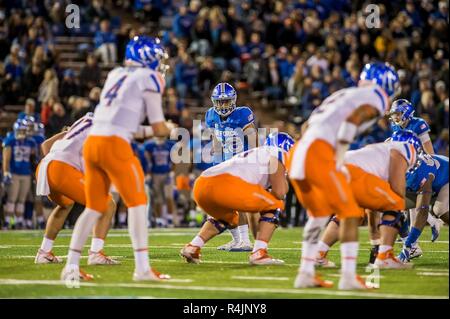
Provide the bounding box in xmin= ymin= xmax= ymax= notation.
xmin=252 ymin=240 xmax=268 ymax=253
xmin=299 ymin=242 xmax=318 ymax=274
xmin=90 ymin=238 xmax=105 ymax=253
xmin=317 ymin=241 xmax=330 ymax=254
xmin=66 ymin=208 xmax=101 ymax=266
xmin=341 ymin=242 xmax=358 ymax=276
xmin=379 ymin=245 xmax=392 ymax=254
xmin=427 ymin=213 xmax=438 ymax=227
xmin=40 ymin=237 xmax=54 ymax=253
xmin=128 ymin=205 xmax=150 ymax=274
xmin=230 ymin=227 xmax=240 ymax=243
xmin=238 ymin=224 xmax=251 ymax=244
xmin=190 ymin=235 xmax=205 ymax=248
xmin=405 ymin=227 xmax=422 ymax=248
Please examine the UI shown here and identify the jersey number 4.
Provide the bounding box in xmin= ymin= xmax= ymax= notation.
xmin=105 ymin=75 xmax=128 ymax=106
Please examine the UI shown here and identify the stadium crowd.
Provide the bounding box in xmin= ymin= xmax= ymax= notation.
xmin=0 ymin=0 xmax=449 ymax=229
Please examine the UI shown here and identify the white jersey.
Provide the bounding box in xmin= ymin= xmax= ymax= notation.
xmin=289 ymin=83 xmax=389 ymax=180
xmin=344 ymin=141 xmax=418 ymax=181
xmin=90 ymin=66 xmax=166 ymax=142
xmin=201 ymin=146 xmax=279 ymax=188
xmin=304 ymin=83 xmax=389 ymax=148
xmin=36 ymin=113 xmax=93 ymax=196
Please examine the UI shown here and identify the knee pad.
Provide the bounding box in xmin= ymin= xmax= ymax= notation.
xmin=379 ymin=211 xmax=406 ymax=232
xmin=259 ymin=208 xmax=283 ymax=227
xmin=330 ymin=215 xmax=340 ymax=226
xmin=207 ymin=217 xmax=229 ymax=234
xmin=15 ymin=202 xmax=25 ymax=214
xmin=433 ymin=201 xmax=449 ymax=218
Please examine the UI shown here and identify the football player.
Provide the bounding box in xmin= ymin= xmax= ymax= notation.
xmin=315 ymin=131 xmax=422 ymax=270
xmin=388 ymin=99 xmax=443 ymax=242
xmin=2 ymin=119 xmax=37 ymax=229
xmin=35 ymin=113 xmax=118 ymax=267
xmin=398 ymin=152 xmax=448 ymax=262
xmin=288 ymin=62 xmax=400 ymax=290
xmin=206 ymin=82 xmax=258 ymax=252
xmin=180 ymin=132 xmax=294 ymax=265
xmin=143 ymin=137 xmax=178 ymax=226
xmin=61 ymin=36 xmax=173 ymax=283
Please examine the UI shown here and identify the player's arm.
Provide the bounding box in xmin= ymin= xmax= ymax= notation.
xmin=336 ymin=104 xmax=379 ymax=168
xmin=268 ymin=156 xmax=289 ymax=200
xmin=41 ymin=131 xmax=67 ymax=156
xmin=418 ymin=133 xmax=434 ymax=154
xmin=243 ymin=122 xmax=258 ymax=148
xmin=388 ymin=149 xmax=408 ymax=199
xmin=2 ymin=146 xmax=12 ymax=176
xmin=143 ymin=91 xmax=172 ymax=137
xmin=415 ymin=173 xmax=435 ymax=216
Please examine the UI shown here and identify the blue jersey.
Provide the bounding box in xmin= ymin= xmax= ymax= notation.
xmin=2 ymin=135 xmax=36 ymax=175
xmin=391 ymin=117 xmax=430 ymax=137
xmin=144 ymin=140 xmax=176 ymax=174
xmin=406 ymin=154 xmax=449 ymax=194
xmin=131 ymin=142 xmax=149 ymax=174
xmin=191 ymin=137 xmax=214 ymax=171
xmin=205 ymin=106 xmax=255 ymax=163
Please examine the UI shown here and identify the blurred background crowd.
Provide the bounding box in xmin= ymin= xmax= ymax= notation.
xmin=0 ymin=0 xmax=448 ymax=230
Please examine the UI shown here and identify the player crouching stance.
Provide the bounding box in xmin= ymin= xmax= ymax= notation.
xmin=61 ymin=36 xmax=172 ymax=283
xmin=315 ymin=131 xmax=423 ymax=270
xmin=35 ymin=113 xmax=118 ymax=267
xmin=181 ymin=132 xmax=294 ymax=265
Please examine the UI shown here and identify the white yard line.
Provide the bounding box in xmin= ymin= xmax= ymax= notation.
xmin=0 ymin=279 xmax=446 ymax=299
xmin=232 ymin=276 xmax=289 ymax=281
xmin=416 ymin=272 xmax=449 ymax=276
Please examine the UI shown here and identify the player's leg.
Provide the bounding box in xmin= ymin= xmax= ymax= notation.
xmin=15 ymin=175 xmax=31 ymax=229
xmin=315 ymin=216 xmax=339 ymax=268
xmin=430 ymin=183 xmax=449 ymax=238
xmin=4 ymin=174 xmax=20 ymax=228
xmin=367 ymin=210 xmax=381 ymax=266
xmin=104 ymin=138 xmax=169 ymax=281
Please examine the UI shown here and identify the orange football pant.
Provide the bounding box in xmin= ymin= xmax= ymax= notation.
xmin=347 ymin=164 xmax=405 ymax=211
xmin=36 ymin=160 xmax=86 ymax=207
xmin=193 ymin=173 xmax=284 ymax=227
xmin=83 ymin=135 xmax=147 ymax=213
xmin=288 ymin=139 xmax=362 ymax=219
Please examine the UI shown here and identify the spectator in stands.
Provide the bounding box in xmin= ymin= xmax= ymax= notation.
xmin=40 ymin=96 xmax=57 ymax=126
xmin=175 ymin=52 xmax=199 ymax=99
xmin=79 ymin=54 xmax=101 ymax=96
xmin=212 ymin=30 xmax=239 ymax=72
xmin=86 ymin=0 xmax=111 ymax=24
xmin=4 ymin=55 xmax=23 ymax=82
xmin=265 ymin=58 xmax=284 ymax=101
xmin=94 ymin=19 xmax=117 ymax=64
xmin=59 ymin=69 xmax=79 ymax=103
xmin=46 ymin=102 xmax=70 ymax=136
xmin=18 ymin=98 xmax=39 ymax=121
xmin=172 ymin=6 xmax=194 ymax=40
xmin=37 ymin=68 xmax=58 ymax=105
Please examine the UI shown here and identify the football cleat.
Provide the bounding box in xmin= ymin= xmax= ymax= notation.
xmin=374 ymin=250 xmax=413 ymax=269
xmin=133 ymin=268 xmax=171 ymax=281
xmin=87 ymin=250 xmax=120 ymax=265
xmin=180 ymin=244 xmax=201 ymax=264
xmin=229 ymin=241 xmax=253 ymax=252
xmin=409 ymin=242 xmax=423 ymax=259
xmin=294 ymin=272 xmax=334 ymax=288
xmin=431 ymin=219 xmax=444 ymax=242
xmin=61 ymin=264 xmax=94 ymax=283
xmin=35 ymin=249 xmax=63 ymax=264
xmin=398 ymin=247 xmax=411 ymax=263
xmin=217 ymin=240 xmax=239 ymax=251
xmin=249 ymin=249 xmax=284 ymax=265
xmin=338 ymin=274 xmax=370 ymax=290
xmin=315 ymin=251 xmax=336 ymax=268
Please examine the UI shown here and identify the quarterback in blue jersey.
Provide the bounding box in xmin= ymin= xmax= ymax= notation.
xmin=205 ymin=82 xmax=258 ymax=251
xmin=2 ymin=120 xmax=37 ymax=229
xmin=144 ymin=137 xmax=178 ymax=226
xmin=389 ymin=99 xmax=434 ymax=154
xmin=398 ymin=153 xmax=449 ymax=262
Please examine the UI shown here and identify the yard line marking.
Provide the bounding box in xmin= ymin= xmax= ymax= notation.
xmin=0 ymin=279 xmax=446 ymax=299
xmin=327 ymin=274 xmax=385 ymax=279
xmin=232 ymin=276 xmax=289 ymax=281
xmin=416 ymin=272 xmax=449 ymax=276
xmin=416 ymin=268 xmax=449 ymax=272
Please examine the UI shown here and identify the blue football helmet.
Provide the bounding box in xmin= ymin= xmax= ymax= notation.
xmin=13 ymin=119 xmax=28 ymax=139
xmin=211 ymin=82 xmax=237 ymax=117
xmin=360 ymin=62 xmax=400 ymax=99
xmin=125 ymin=35 xmax=168 ymax=73
xmin=265 ymin=132 xmax=295 ymax=165
xmin=389 ymin=99 xmax=415 ymax=128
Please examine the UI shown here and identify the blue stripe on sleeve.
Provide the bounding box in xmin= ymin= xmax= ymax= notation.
xmin=149 ymin=74 xmax=161 ymax=93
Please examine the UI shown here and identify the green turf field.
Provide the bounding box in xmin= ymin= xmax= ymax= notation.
xmin=0 ymin=227 xmax=448 ymax=299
